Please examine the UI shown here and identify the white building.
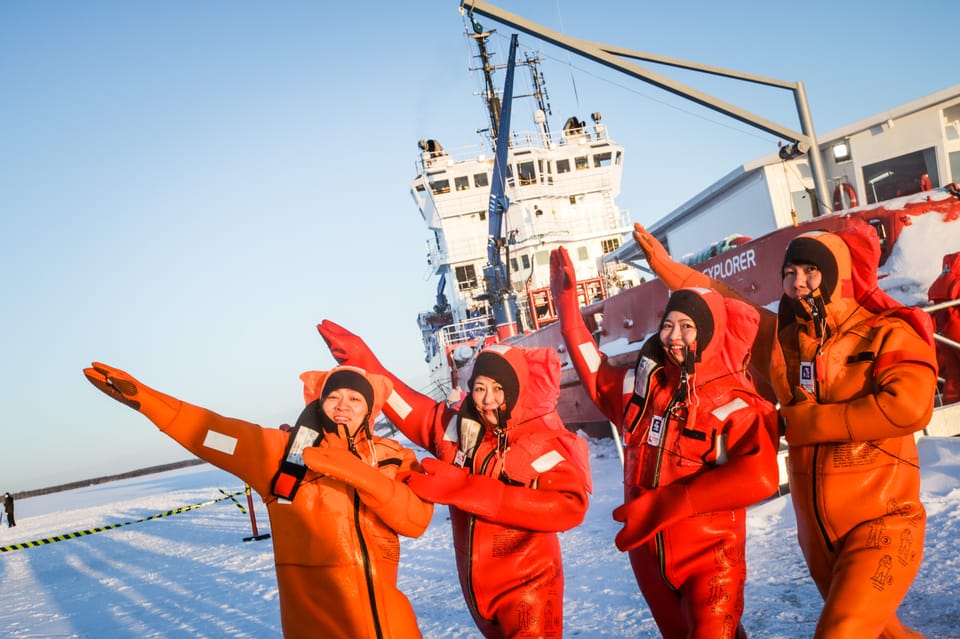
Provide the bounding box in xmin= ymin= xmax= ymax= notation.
xmin=611 ymin=83 xmax=960 ymax=262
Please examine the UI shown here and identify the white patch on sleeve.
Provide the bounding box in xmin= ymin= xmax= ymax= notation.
xmin=578 ymin=341 xmax=601 ymax=373
xmin=711 ymin=397 xmax=749 ymax=422
xmin=622 ymin=370 xmax=635 ymax=396
xmin=202 ymin=430 xmax=237 ymax=455
xmin=387 ymin=390 xmax=412 ymax=420
xmin=442 ymin=414 xmax=459 ymax=442
xmin=531 ymin=450 xmax=565 ymax=472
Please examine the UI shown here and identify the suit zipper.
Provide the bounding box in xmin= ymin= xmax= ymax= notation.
xmin=353 ymin=490 xmax=385 ymax=639
xmin=464 ymin=448 xmax=498 ymax=624
xmin=810 ymin=445 xmax=835 ymax=553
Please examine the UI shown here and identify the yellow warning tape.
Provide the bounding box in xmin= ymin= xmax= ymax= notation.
xmin=218 ymin=487 xmax=248 ymax=514
xmin=0 ymin=489 xmax=245 ymax=553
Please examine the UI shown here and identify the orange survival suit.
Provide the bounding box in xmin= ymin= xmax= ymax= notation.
xmin=772 ymin=227 xmax=938 ymax=638
xmin=318 ymin=321 xmax=592 ymax=639
xmin=550 ymin=247 xmax=779 ymax=639
xmin=84 ymin=363 xmax=433 ymax=639
xmin=927 ymin=250 xmax=960 ymax=404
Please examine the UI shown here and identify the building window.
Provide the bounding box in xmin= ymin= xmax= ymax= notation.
xmin=429 ymin=179 xmax=450 ymax=195
xmin=593 ymin=152 xmax=613 ymax=168
xmin=556 ymin=159 xmax=571 ymax=174
xmin=474 ymin=172 xmax=489 ymax=188
xmin=575 ymin=156 xmax=589 ymax=170
xmin=577 ymin=246 xmax=589 ymax=261
xmin=455 ymin=264 xmax=478 ymax=291
xmin=455 ymin=176 xmax=470 ymax=191
xmin=521 ymin=254 xmax=531 ymax=269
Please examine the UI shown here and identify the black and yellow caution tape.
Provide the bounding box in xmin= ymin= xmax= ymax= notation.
xmin=0 ymin=489 xmax=245 ymax=553
xmin=218 ymin=487 xmax=248 ymax=514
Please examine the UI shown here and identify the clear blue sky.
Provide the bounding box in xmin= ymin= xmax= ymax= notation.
xmin=2 ymin=0 xmax=955 ymax=492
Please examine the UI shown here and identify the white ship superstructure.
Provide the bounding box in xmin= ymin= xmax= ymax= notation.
xmin=411 ymin=31 xmax=641 ymax=397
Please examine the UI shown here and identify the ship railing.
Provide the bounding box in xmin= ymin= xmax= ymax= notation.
xmin=432 ymin=212 xmax=633 ymax=269
xmin=436 ymin=316 xmax=493 ymax=353
xmin=415 ymin=125 xmax=613 ymax=172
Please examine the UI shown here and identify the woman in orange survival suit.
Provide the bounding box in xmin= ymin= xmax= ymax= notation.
xmin=84 ymin=362 xmax=432 ymax=639
xmin=551 ymin=244 xmax=779 ymax=639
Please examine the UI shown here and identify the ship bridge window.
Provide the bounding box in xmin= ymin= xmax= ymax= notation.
xmin=601 ymin=237 xmax=620 ymax=254
xmin=575 ymin=156 xmax=589 ymax=170
xmin=543 ymin=159 xmax=553 ymax=185
xmin=593 ymin=152 xmax=613 ymax=168
xmin=455 ymin=264 xmax=478 ymax=291
xmin=556 ymin=159 xmax=571 ymax=174
xmin=510 ymin=256 xmax=532 ymax=273
xmin=517 ymin=161 xmax=536 ymax=185
xmin=474 ymin=172 xmax=489 ymax=188
xmin=455 ymin=176 xmax=470 ymax=191
xmin=429 ymin=179 xmax=450 ymax=195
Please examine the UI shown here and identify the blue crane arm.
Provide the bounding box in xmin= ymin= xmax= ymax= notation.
xmin=486 ymin=33 xmax=518 ymax=266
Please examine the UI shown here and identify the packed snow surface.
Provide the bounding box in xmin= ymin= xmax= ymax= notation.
xmin=1 ymin=435 xmax=958 ymax=638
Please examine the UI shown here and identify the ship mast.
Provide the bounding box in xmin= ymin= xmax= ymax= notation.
xmin=470 ymin=30 xmax=503 ymax=147
xmin=481 ymin=32 xmax=521 ymax=339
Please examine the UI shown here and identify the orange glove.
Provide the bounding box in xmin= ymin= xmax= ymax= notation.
xmin=303 ymin=446 xmax=432 ymax=537
xmin=403 ymin=458 xmax=587 ymax=532
xmin=549 ymin=246 xmax=583 ymax=326
xmin=402 ymin=458 xmax=505 ymax=520
xmin=83 ymin=362 xmax=181 ymax=428
xmin=633 ymin=223 xmax=712 ymax=290
xmin=317 ymin=320 xmax=443 ymax=452
xmin=317 ymin=320 xmax=386 ymax=374
xmin=612 ymin=484 xmax=691 ymax=551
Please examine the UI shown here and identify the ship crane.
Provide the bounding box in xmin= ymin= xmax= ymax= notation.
xmin=460 ymin=0 xmax=833 ymax=215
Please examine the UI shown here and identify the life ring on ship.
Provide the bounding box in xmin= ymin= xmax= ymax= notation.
xmin=833 ymin=182 xmax=858 ymax=210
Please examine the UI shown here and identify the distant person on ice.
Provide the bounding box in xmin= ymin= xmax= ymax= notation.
xmin=550 ymin=246 xmax=779 ymax=638
xmin=633 ymin=221 xmax=938 ymax=637
xmin=84 ymin=362 xmax=433 ymax=639
xmin=318 ymin=320 xmax=592 ymax=639
xmin=3 ymin=492 xmax=14 ymax=527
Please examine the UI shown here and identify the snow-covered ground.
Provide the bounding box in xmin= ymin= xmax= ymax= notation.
xmin=1 ymin=435 xmax=958 ymax=638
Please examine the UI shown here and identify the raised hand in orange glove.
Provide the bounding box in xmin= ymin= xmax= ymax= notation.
xmin=633 ymin=222 xmax=711 ymax=290
xmin=83 ymin=362 xmax=181 ymax=427
xmin=317 ymin=320 xmax=386 ymax=374
xmin=549 ymin=246 xmax=586 ymax=327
